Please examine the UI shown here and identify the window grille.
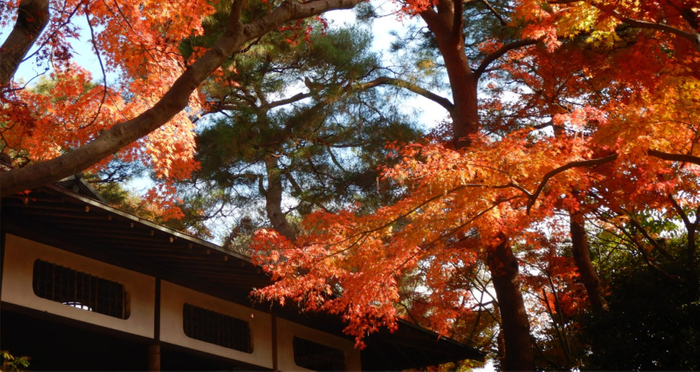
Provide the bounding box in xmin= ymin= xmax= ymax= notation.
xmin=183 ymin=303 xmax=252 ymax=353
xmin=293 ymin=336 xmax=345 ymax=371
xmin=32 ymin=259 xmax=129 ymax=319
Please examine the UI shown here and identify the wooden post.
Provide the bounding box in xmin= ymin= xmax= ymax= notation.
xmin=271 ymin=311 xmax=278 ymax=371
xmin=0 ymin=231 xmax=5 ymax=348
xmin=147 ymin=344 xmax=161 ymax=371
xmin=148 ymin=278 xmax=162 ymax=371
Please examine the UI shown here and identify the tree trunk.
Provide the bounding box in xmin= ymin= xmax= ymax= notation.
xmin=487 ymin=235 xmax=535 ymax=371
xmin=419 ymin=0 xmax=479 ymax=149
xmin=0 ymin=0 xmax=49 ymax=87
xmin=687 ymin=224 xmax=698 ymax=297
xmin=420 ymin=3 xmax=535 ymax=369
xmin=264 ymin=156 xmax=296 ymax=241
xmin=570 ymin=212 xmax=607 ymax=311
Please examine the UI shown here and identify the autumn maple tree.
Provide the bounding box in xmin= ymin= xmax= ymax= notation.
xmin=247 ymin=0 xmax=700 ymax=370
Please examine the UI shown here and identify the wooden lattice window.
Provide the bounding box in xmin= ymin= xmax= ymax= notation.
xmin=183 ymin=303 xmax=252 ymax=353
xmin=32 ymin=259 xmax=129 ymax=319
xmin=293 ymin=336 xmax=345 ymax=371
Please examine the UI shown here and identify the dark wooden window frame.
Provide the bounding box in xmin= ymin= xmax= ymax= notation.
xmin=32 ymin=259 xmax=130 ymax=319
xmin=182 ymin=303 xmax=253 ymax=353
xmin=293 ymin=336 xmax=346 ymax=371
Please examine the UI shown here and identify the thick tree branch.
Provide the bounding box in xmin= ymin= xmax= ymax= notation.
xmin=214 ymin=91 xmax=312 ymax=113
xmin=263 ymin=92 xmax=313 ymax=110
xmin=527 ymin=153 xmax=619 ymax=213
xmin=648 ymin=149 xmax=700 ymax=165
xmin=475 ymin=39 xmax=538 ymax=78
xmin=357 ymin=76 xmax=455 ymax=114
xmin=0 ymin=0 xmax=363 ymax=197
xmin=0 ymin=0 xmax=50 ymax=87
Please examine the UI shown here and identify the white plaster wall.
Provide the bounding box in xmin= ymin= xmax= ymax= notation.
xmin=276 ymin=318 xmax=361 ymax=371
xmin=159 ymin=280 xmax=273 ymax=369
xmin=1 ymin=234 xmax=155 ymax=339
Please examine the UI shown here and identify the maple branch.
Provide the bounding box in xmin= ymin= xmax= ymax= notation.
xmin=668 ymin=194 xmax=698 ymax=268
xmin=541 ymin=287 xmax=571 ymax=366
xmin=614 ymin=12 xmax=700 ymax=52
xmin=0 ymin=0 xmax=364 ymax=197
xmin=613 ymin=202 xmax=679 ymax=263
xmin=312 ymin=182 xmax=509 ymax=253
xmin=357 ymin=76 xmax=455 ymax=114
xmin=597 ymin=210 xmax=684 ymax=282
xmin=647 ymin=149 xmax=700 ymax=165
xmin=678 ymin=4 xmax=700 ymax=31
xmin=83 ymin=9 xmax=109 ymax=130
xmin=424 ymin=196 xmax=522 ymax=249
xmin=527 ymin=154 xmax=619 ymax=213
xmin=467 ymin=287 xmax=488 ymax=341
xmin=397 ymin=302 xmax=421 ymax=326
xmin=0 ymin=0 xmax=50 ymax=87
xmin=475 ymin=39 xmax=538 ymax=79
xmin=669 ymin=194 xmax=693 ymax=232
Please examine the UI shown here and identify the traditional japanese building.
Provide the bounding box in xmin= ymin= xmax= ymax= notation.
xmin=0 ymin=172 xmax=484 ymax=370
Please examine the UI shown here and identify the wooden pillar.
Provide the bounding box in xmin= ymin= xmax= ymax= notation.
xmin=271 ymin=311 xmax=278 ymax=371
xmin=0 ymin=231 xmax=5 ymax=349
xmin=148 ymin=278 xmax=161 ymax=371
xmin=147 ymin=344 xmax=161 ymax=371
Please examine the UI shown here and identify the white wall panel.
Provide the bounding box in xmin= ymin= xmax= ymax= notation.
xmin=159 ymin=280 xmax=273 ymax=369
xmin=276 ymin=318 xmax=361 ymax=371
xmin=1 ymin=234 xmax=155 ymax=338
